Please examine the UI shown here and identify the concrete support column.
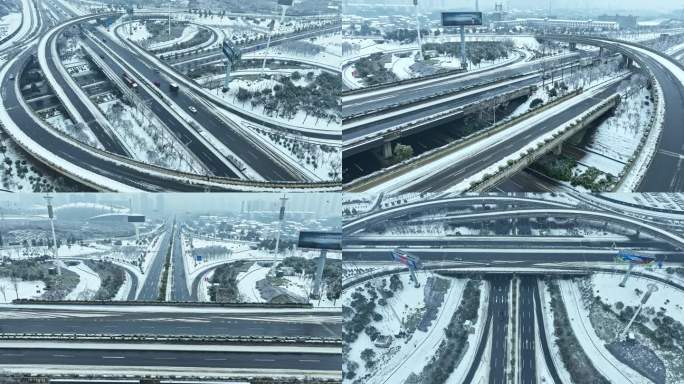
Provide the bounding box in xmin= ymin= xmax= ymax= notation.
xmin=554 ymin=143 xmax=562 ymax=155
xmin=569 ymin=42 xmax=577 ymax=51
xmin=383 ymin=142 xmax=393 ymax=159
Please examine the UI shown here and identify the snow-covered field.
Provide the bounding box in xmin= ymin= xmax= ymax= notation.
xmin=0 ymin=12 xmax=22 ymax=40
xmin=236 ymin=262 xmax=269 ymax=302
xmin=591 ymin=272 xmax=684 ymax=329
xmin=63 ymin=261 xmax=102 ymax=300
xmin=0 ymin=243 xmax=113 ymax=260
xmin=97 ymin=98 xmax=205 ymax=174
xmin=345 ymin=273 xmax=469 ymax=383
xmin=0 ymin=277 xmax=45 ymax=303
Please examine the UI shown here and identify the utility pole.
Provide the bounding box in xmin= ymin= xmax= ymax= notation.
xmin=44 ymin=194 xmax=60 ymax=276
xmin=168 ymin=2 xmax=171 ymax=36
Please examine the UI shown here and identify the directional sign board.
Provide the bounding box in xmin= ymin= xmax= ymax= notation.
xmin=298 ymin=231 xmax=342 ymax=251
xmin=392 ymin=248 xmax=420 ymax=269
xmin=127 ymin=215 xmax=146 ymax=223
xmin=278 ymin=0 xmax=294 ymax=5
xmin=222 ymin=39 xmax=241 ymax=62
xmin=196 ymin=255 xmax=203 ymax=262
xmin=441 ymin=12 xmax=483 ymax=27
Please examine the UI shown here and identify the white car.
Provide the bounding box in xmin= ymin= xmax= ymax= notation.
xmin=188 ymin=106 xmax=198 ymax=113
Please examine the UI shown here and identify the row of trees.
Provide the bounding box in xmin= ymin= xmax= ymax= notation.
xmin=422 ymin=40 xmax=515 ymax=67
xmin=234 ymin=71 xmax=340 ymax=123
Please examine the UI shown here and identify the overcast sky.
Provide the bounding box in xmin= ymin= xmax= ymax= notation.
xmin=358 ymin=0 xmax=682 ymax=13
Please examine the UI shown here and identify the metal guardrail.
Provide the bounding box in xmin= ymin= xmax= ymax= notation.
xmin=11 ymin=299 xmax=313 ymax=308
xmin=341 ymin=67 xmax=467 ymax=97
xmin=343 ymin=73 xmax=531 ymax=123
xmin=0 ymin=333 xmax=341 ymax=346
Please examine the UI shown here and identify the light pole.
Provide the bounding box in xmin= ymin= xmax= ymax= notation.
xmin=274 ymin=194 xmax=288 ymax=259
xmin=262 ymin=0 xmax=292 ymax=72
xmin=44 ymin=194 xmax=60 ymax=276
xmin=414 ymin=0 xmax=423 ymax=61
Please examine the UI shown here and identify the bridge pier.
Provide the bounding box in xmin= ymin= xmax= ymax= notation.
xmin=553 ymin=143 xmax=562 ymax=156
xmin=599 ymin=47 xmax=604 ymax=57
xmin=569 ymin=42 xmax=577 ymax=51
xmin=383 ymin=142 xmax=393 ymax=159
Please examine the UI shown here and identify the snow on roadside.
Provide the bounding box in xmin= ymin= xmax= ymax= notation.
xmin=0 ymin=277 xmax=45 ymax=303
xmin=236 ymin=262 xmax=268 ymax=303
xmin=113 ymin=270 xmax=132 ymax=301
xmin=63 ymin=261 xmax=102 ymax=300
xmin=558 ymin=279 xmax=651 ymax=384
xmin=591 ymin=272 xmax=684 ymax=327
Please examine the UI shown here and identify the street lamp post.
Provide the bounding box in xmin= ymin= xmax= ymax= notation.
xmin=414 ymin=0 xmax=423 ymax=61
xmin=262 ymin=0 xmax=292 ymax=72
xmin=44 ymin=194 xmax=60 ymax=276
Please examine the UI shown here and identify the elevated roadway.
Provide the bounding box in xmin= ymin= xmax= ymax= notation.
xmin=0 ymin=305 xmax=340 ymax=338
xmin=345 ymin=79 xmax=622 ymax=192
xmin=539 ymin=34 xmax=684 ymax=191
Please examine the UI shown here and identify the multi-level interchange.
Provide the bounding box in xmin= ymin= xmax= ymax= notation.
xmin=2 ymin=0 xmax=684 ymax=383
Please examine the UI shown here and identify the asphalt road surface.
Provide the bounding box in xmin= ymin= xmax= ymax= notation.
xmin=170 ymin=226 xmax=191 ymax=301
xmin=405 ymin=82 xmax=621 ymax=192
xmin=489 ymin=275 xmax=510 ymax=384
xmin=0 ymin=348 xmax=341 ymax=371
xmin=0 ymin=308 xmax=341 ymax=338
xmin=137 ymin=224 xmax=171 ymax=300
xmin=519 ymin=276 xmax=537 ymax=384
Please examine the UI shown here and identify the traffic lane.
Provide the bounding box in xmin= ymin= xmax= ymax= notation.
xmin=533 ymin=281 xmax=562 ymax=383
xmin=343 ymin=76 xmax=538 ymax=141
xmin=519 ymin=277 xmax=536 ymax=384
xmin=492 ymin=168 xmax=560 ymax=192
xmin=413 ymin=83 xmax=621 ymax=192
xmin=82 ymin=35 xmax=237 ymax=178
xmin=489 ymin=275 xmax=509 ymax=384
xmin=637 ymin=53 xmax=684 ymax=192
xmin=342 ymin=249 xmax=619 ymax=264
xmin=343 ymin=55 xmax=585 ymax=115
xmin=3 ymin=51 xmax=218 ymax=191
xmin=0 ymin=315 xmax=341 ymax=338
xmin=343 ymin=237 xmax=675 ymax=250
xmin=90 ymin=29 xmax=301 ymax=182
xmin=137 ymin=226 xmax=170 ymax=301
xmin=171 ymin=227 xmax=191 ymax=301
xmin=125 ymin=269 xmax=138 ymax=301
xmin=0 ymin=348 xmax=341 ymax=371
xmin=45 ymin=29 xmax=129 ymax=156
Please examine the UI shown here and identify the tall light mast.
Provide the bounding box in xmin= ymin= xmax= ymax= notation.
xmin=44 ymin=194 xmax=60 ymax=276
xmin=262 ymin=0 xmax=293 ymax=72
xmin=274 ymin=194 xmax=288 ymax=258
xmin=414 ymin=0 xmax=424 ymax=61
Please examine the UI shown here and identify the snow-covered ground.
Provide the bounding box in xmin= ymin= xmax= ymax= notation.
xmin=559 ymin=279 xmax=651 ymax=383
xmin=43 ymin=111 xmax=103 ymax=150
xmin=113 ymin=270 xmax=132 ymax=301
xmin=149 ymin=24 xmax=199 ymax=51
xmin=591 ymin=272 xmax=684 ymax=329
xmin=224 ymin=112 xmax=341 ymax=182
xmin=97 ymin=98 xmax=205 ymax=174
xmin=0 ymin=277 xmax=45 ymax=303
xmin=345 ymin=272 xmax=468 ymax=383
xmin=0 ymin=243 xmax=113 ymax=260
xmin=63 ymin=261 xmax=102 ymax=300
xmin=0 ymin=12 xmax=22 ymax=40
xmin=236 ymin=262 xmax=269 ymax=302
